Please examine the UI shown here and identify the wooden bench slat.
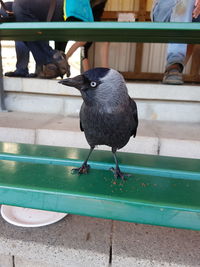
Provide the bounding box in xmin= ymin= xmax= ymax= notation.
xmin=0 ymin=22 xmax=200 ymax=43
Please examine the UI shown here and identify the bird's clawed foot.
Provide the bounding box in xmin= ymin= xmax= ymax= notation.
xmin=72 ymin=163 xmax=90 ymax=174
xmin=109 ymin=167 xmax=131 ymax=180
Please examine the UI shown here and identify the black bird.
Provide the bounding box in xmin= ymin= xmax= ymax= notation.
xmin=59 ymin=68 xmax=138 ymax=179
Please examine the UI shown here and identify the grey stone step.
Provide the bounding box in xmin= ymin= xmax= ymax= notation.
xmin=3 ymin=77 xmax=200 ymax=123
xmin=0 ymin=111 xmax=200 ymax=159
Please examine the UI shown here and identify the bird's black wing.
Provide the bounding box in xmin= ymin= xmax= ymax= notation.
xmin=79 ymin=104 xmax=85 ymax=132
xmin=129 ymin=97 xmax=138 ymax=137
xmin=80 ymin=120 xmax=84 ymax=132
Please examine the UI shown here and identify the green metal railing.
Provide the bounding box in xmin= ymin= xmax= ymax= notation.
xmin=0 ymin=22 xmax=200 ymax=43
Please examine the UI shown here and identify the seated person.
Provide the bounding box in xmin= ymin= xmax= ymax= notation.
xmin=151 ymin=0 xmax=200 ymax=85
xmin=66 ymin=0 xmax=108 ymax=72
xmin=9 ymin=0 xmax=93 ymax=79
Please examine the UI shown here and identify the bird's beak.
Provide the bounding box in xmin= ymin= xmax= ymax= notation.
xmin=59 ymin=75 xmax=84 ymax=90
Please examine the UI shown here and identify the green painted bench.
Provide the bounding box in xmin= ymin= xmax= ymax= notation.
xmin=0 ymin=142 xmax=200 ymax=231
xmin=0 ymin=21 xmax=200 ymax=230
xmin=0 ymin=21 xmax=200 ymax=43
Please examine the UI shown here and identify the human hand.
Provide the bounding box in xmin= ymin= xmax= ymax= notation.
xmin=193 ymin=0 xmax=200 ymax=18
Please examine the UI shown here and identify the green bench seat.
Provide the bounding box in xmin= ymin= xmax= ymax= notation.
xmin=0 ymin=142 xmax=200 ymax=230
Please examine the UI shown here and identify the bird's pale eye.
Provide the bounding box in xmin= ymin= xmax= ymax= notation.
xmin=90 ymin=81 xmax=97 ymax=88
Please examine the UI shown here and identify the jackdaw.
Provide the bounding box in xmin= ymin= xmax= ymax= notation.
xmin=59 ymin=67 xmax=138 ymax=179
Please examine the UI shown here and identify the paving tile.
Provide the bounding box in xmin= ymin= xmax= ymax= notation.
xmin=14 ymin=256 xmax=58 ymax=267
xmin=112 ymin=221 xmax=200 ymax=267
xmin=0 ymin=254 xmax=13 ymax=267
xmin=0 ymin=214 xmax=111 ymax=267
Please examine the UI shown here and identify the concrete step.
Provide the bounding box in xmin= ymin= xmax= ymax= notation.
xmin=0 ymin=111 xmax=200 ymax=266
xmin=0 ymin=111 xmax=200 ymax=159
xmin=3 ymin=77 xmax=200 ymax=123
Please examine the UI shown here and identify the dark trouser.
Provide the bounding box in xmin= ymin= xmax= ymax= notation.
xmin=13 ymin=0 xmax=66 ymax=66
xmin=15 ymin=41 xmax=29 ymax=75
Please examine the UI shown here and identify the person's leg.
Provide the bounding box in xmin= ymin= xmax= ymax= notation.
xmin=152 ymin=0 xmax=195 ymax=84
xmin=53 ymin=1 xmax=68 ymax=54
xmin=55 ymin=42 xmax=68 ymax=52
xmin=15 ymin=41 xmax=29 ymax=73
xmin=163 ymin=0 xmax=195 ymax=84
xmin=24 ymin=41 xmax=54 ymax=66
xmin=13 ymin=0 xmax=69 ymax=78
xmin=151 ymin=0 xmax=176 ymax=22
xmin=81 ymin=42 xmax=92 ymax=71
xmin=13 ymin=0 xmax=55 ymax=66
xmin=166 ymin=0 xmax=195 ymax=67
xmin=152 ymin=0 xmax=195 ymax=66
xmin=5 ymin=41 xmax=30 ymax=77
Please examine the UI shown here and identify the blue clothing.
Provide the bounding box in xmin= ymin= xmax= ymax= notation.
xmin=151 ymin=0 xmax=196 ymax=68
xmin=15 ymin=41 xmax=29 ymax=75
xmin=64 ymin=0 xmax=94 ymax=21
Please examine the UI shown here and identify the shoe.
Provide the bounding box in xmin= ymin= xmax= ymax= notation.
xmin=36 ymin=63 xmax=60 ymax=79
xmin=36 ymin=51 xmax=71 ymax=79
xmin=53 ymin=50 xmax=71 ymax=78
xmin=162 ymin=64 xmax=184 ymax=85
xmin=26 ymin=73 xmax=38 ymax=78
xmin=4 ymin=71 xmax=28 ymax=77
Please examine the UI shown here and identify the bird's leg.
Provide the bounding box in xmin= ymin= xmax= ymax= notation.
xmin=110 ymin=149 xmax=130 ymax=180
xmin=72 ymin=146 xmax=94 ymax=174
